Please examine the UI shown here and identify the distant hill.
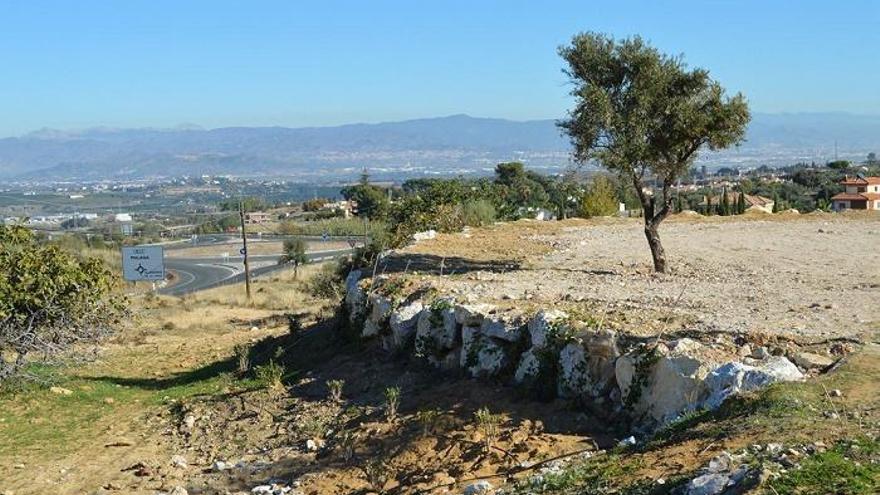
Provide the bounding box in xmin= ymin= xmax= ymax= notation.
xmin=1 ymin=113 xmax=878 ymax=180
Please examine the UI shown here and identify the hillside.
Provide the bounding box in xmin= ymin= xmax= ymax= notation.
xmin=2 ymin=113 xmax=880 ymax=180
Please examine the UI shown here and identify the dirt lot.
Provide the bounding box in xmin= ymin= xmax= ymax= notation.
xmin=391 ymin=212 xmax=880 ymax=341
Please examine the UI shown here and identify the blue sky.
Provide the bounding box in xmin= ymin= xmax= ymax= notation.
xmin=1 ymin=0 xmax=878 ymax=136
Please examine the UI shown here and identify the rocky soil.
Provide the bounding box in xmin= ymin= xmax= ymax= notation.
xmin=391 ymin=212 xmax=880 ymax=341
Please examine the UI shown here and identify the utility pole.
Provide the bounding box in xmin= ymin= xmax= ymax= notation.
xmin=238 ymin=200 xmax=252 ymax=302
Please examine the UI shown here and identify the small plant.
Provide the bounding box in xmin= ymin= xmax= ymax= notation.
xmin=474 ymin=407 xmax=503 ymax=454
xmin=254 ymin=359 xmax=285 ymax=394
xmin=415 ymin=408 xmax=444 ymax=436
xmin=337 ymin=428 xmax=358 ymax=464
xmin=383 ymin=386 xmax=401 ymax=422
xmin=361 ymin=458 xmax=392 ymax=492
xmin=327 ymin=379 xmax=345 ymax=403
xmin=234 ymin=343 xmax=250 ymax=374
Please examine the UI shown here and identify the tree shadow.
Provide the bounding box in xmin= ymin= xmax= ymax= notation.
xmin=376 ymin=253 xmax=522 ymax=276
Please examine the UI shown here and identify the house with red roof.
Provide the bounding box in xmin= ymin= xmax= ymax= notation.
xmin=831 ymin=176 xmax=880 ymax=211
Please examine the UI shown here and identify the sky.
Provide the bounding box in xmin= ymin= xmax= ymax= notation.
xmin=1 ymin=0 xmax=879 ymax=137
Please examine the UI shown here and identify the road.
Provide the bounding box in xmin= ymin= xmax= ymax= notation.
xmin=158 ymin=248 xmax=352 ymax=296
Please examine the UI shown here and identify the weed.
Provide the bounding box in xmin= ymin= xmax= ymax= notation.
xmin=254 ymin=360 xmax=285 ymax=394
xmin=383 ymin=386 xmax=401 ymax=422
xmin=327 ymin=379 xmax=345 ymax=403
xmin=361 ymin=458 xmax=392 ymax=493
xmin=415 ymin=408 xmax=444 ymax=436
xmin=474 ymin=407 xmax=503 ymax=454
xmin=337 ymin=428 xmax=358 ymax=464
xmin=234 ymin=343 xmax=250 ymax=374
xmin=768 ymin=438 xmax=880 ymax=494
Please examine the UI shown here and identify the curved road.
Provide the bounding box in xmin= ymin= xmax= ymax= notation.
xmin=158 ymin=249 xmax=353 ymax=296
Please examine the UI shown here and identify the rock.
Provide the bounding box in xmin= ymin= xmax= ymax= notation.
xmin=514 ymin=348 xmax=541 ymax=384
xmin=617 ymin=339 xmax=717 ymax=423
xmin=344 ymin=270 xmax=365 ymax=320
xmin=412 ymin=229 xmax=437 ymax=242
xmin=527 ymin=309 xmax=568 ymax=348
xmin=463 ymin=480 xmax=493 ymax=495
xmin=791 ymin=352 xmax=834 ymax=370
xmin=167 ymin=487 xmax=188 ymax=495
xmin=558 ymin=343 xmax=590 ymax=398
xmin=737 ymin=344 xmax=752 ymax=357
xmin=170 ymin=454 xmax=188 ymax=468
xmin=685 ymin=472 xmax=730 ymax=495
xmin=617 ymin=436 xmax=636 ymax=447
xmin=212 ymin=460 xmax=230 ymax=471
xmin=707 ymin=452 xmax=732 ymax=473
xmin=387 ymin=302 xmax=423 ymax=348
xmin=461 ymin=326 xmax=507 ymax=377
xmin=367 ymin=293 xmax=393 ymax=325
xmin=251 ymin=486 xmax=274 ymax=494
xmin=49 ymin=386 xmax=73 ymax=396
xmin=583 ymin=329 xmax=620 ymax=396
xmin=829 ymin=388 xmax=843 ymax=397
xmin=362 ymin=319 xmax=381 ymax=338
xmin=250 ymin=326 xmax=260 ymax=332
xmin=416 ymin=302 xmax=458 ymax=356
xmin=103 ymin=397 xmax=115 ymax=404
xmin=480 ymin=313 xmax=523 ymax=342
xmin=182 ymin=414 xmax=197 ymax=429
xmin=751 ymin=346 xmax=770 ymax=360
xmin=305 ymin=439 xmax=319 ymax=452
xmin=454 ymin=303 xmax=493 ymax=326
xmin=704 ymin=356 xmax=804 ymax=410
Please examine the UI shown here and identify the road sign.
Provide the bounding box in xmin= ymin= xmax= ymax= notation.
xmin=121 ymin=246 xmax=165 ymax=281
xmin=239 ymin=247 xmax=247 ymax=255
xmin=322 ymin=231 xmax=329 ymax=242
xmin=347 ymin=237 xmax=357 ymax=248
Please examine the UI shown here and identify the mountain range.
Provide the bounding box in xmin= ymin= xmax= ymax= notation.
xmin=1 ymin=113 xmax=878 ymax=181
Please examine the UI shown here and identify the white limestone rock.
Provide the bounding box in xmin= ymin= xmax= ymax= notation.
xmin=704 ymin=356 xmax=804 ymax=410
xmin=454 ymin=303 xmax=493 ymax=326
xmin=388 ymin=302 xmax=424 ymax=348
xmin=344 ymin=269 xmax=365 ymax=319
xmin=558 ymin=342 xmax=590 ymax=398
xmin=367 ymin=293 xmax=393 ymax=324
xmin=480 ymin=313 xmax=524 ymax=342
xmin=415 ymin=301 xmax=458 ymax=356
xmin=584 ymin=329 xmax=620 ymax=396
xmin=527 ymin=309 xmax=568 ymax=348
xmin=461 ymin=326 xmax=507 ymax=377
xmin=514 ymin=348 xmax=542 ymax=384
xmin=616 ymin=339 xmax=718 ymax=423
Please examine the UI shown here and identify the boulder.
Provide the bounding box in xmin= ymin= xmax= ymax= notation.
xmin=527 ymin=309 xmax=568 ymax=348
xmin=514 ymin=348 xmax=541 ymax=384
xmin=344 ymin=270 xmax=365 ymax=319
xmin=362 ymin=319 xmax=381 ymax=338
xmin=558 ymin=342 xmax=590 ymax=398
xmin=584 ymin=329 xmax=620 ymax=396
xmin=791 ymin=352 xmax=834 ymax=370
xmin=454 ymin=303 xmax=493 ymax=326
xmin=367 ymin=293 xmax=393 ymax=324
xmin=704 ymin=356 xmax=804 ymax=409
xmin=685 ymin=472 xmax=730 ymax=495
xmin=463 ymin=480 xmax=493 ymax=495
xmin=480 ymin=313 xmax=524 ymax=342
xmin=415 ymin=302 xmax=458 ymax=357
xmin=461 ymin=326 xmax=507 ymax=377
xmin=388 ymin=302 xmax=424 ymax=348
xmin=616 ymin=339 xmax=718 ymax=423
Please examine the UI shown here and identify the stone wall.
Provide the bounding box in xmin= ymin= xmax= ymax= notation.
xmin=343 ymin=270 xmax=806 ymax=426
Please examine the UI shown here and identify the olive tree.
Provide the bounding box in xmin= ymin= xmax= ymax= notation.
xmin=279 ymin=237 xmax=308 ymax=279
xmin=0 ymin=225 xmax=124 ymax=382
xmin=559 ymin=33 xmax=750 ymax=272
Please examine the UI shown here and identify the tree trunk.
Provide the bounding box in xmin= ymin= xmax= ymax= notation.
xmin=644 ymin=220 xmax=666 ymax=273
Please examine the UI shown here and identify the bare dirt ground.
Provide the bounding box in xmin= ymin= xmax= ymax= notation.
xmin=392 ymin=212 xmax=880 ymax=341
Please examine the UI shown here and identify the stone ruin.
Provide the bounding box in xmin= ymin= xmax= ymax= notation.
xmin=344 ymin=269 xmax=809 ymax=427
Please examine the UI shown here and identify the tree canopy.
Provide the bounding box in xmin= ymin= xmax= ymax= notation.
xmin=558 ymin=32 xmax=750 ymax=272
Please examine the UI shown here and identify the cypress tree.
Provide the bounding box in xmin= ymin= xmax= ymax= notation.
xmin=737 ymin=192 xmax=746 ymax=214
xmin=720 ymin=187 xmax=730 ymax=216
xmin=705 ymin=194 xmax=713 ymax=215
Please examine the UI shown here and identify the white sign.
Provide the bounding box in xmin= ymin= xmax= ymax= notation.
xmin=121 ymin=246 xmax=165 ymax=281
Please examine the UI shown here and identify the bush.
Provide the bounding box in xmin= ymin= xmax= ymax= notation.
xmin=461 ymin=199 xmax=497 ymax=226
xmin=0 ymin=225 xmax=125 ymax=383
xmin=580 ymin=175 xmax=619 ymax=217
xmin=254 ymin=359 xmax=285 ymax=393
xmin=306 ymin=262 xmax=346 ymax=300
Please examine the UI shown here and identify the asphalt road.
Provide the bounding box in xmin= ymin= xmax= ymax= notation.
xmin=158 ymin=248 xmax=352 ymax=296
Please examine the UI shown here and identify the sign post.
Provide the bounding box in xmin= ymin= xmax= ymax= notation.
xmin=121 ymin=246 xmax=165 ymax=282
